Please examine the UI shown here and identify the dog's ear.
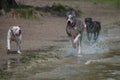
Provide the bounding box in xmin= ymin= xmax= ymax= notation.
xmin=66 ymin=10 xmax=76 ymax=17
xmin=10 ymin=26 xmax=13 ymax=30
xmin=71 ymin=11 xmax=76 ymax=17
xmin=66 ymin=11 xmax=70 ymax=17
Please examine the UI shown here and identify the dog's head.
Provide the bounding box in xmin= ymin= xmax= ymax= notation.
xmin=67 ymin=14 xmax=74 ymax=26
xmin=11 ymin=26 xmax=21 ymax=36
xmin=85 ymin=17 xmax=92 ymax=24
xmin=66 ymin=10 xmax=76 ymax=28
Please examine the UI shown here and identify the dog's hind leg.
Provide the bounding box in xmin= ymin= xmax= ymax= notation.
xmin=7 ymin=39 xmax=11 ymax=54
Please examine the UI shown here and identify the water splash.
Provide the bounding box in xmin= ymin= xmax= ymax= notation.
xmin=65 ymin=32 xmax=109 ymax=56
xmin=82 ymin=34 xmax=109 ymax=54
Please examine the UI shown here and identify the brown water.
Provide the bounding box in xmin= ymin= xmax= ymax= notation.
xmin=1 ymin=45 xmax=119 ymax=80
xmin=0 ymin=31 xmax=120 ymax=80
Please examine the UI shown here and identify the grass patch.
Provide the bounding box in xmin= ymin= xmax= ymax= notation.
xmin=16 ymin=8 xmax=34 ymax=19
xmin=89 ymin=0 xmax=115 ymax=3
xmin=113 ymin=21 xmax=120 ymax=26
xmin=38 ymin=78 xmax=65 ymax=80
xmin=52 ymin=0 xmax=120 ymax=9
xmin=14 ymin=47 xmax=62 ymax=78
xmin=50 ymin=3 xmax=82 ymax=16
xmin=7 ymin=2 xmax=82 ymax=18
xmin=20 ymin=53 xmax=45 ymax=63
xmin=52 ymin=3 xmax=68 ymax=12
xmin=14 ymin=7 xmax=40 ymax=19
xmin=20 ymin=46 xmax=60 ymax=63
xmin=8 ymin=3 xmax=41 ymax=19
xmin=85 ymin=0 xmax=120 ymax=8
xmin=17 ymin=3 xmax=82 ymax=17
xmin=20 ymin=52 xmax=60 ymax=63
xmin=0 ymin=71 xmax=12 ymax=79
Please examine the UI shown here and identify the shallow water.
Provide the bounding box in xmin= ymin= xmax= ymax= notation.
xmin=0 ymin=31 xmax=120 ymax=80
xmin=61 ymin=31 xmax=120 ymax=80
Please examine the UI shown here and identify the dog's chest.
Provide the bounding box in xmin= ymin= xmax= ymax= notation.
xmin=10 ymin=34 xmax=16 ymax=41
xmin=67 ymin=27 xmax=79 ymax=38
xmin=10 ymin=33 xmax=20 ymax=42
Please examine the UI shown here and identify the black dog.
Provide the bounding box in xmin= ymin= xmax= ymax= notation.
xmin=85 ymin=17 xmax=101 ymax=41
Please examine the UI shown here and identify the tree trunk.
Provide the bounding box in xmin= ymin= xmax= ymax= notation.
xmin=0 ymin=0 xmax=18 ymax=12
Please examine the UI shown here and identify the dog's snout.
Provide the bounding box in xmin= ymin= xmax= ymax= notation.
xmin=67 ymin=19 xmax=72 ymax=23
xmin=68 ymin=21 xmax=71 ymax=23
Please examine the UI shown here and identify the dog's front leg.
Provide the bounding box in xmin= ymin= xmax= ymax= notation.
xmin=78 ymin=40 xmax=81 ymax=55
xmin=71 ymin=37 xmax=76 ymax=48
xmin=74 ymin=34 xmax=82 ymax=57
xmin=7 ymin=30 xmax=11 ymax=52
xmin=17 ymin=41 xmax=21 ymax=54
xmin=73 ymin=34 xmax=81 ymax=44
xmin=7 ymin=39 xmax=11 ymax=51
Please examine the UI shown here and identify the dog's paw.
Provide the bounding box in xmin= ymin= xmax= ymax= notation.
xmin=77 ymin=54 xmax=83 ymax=57
xmin=7 ymin=49 xmax=10 ymax=54
xmin=17 ymin=51 xmax=22 ymax=54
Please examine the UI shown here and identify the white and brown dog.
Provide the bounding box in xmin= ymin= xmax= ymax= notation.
xmin=7 ymin=26 xmax=22 ymax=54
xmin=66 ymin=10 xmax=85 ymax=56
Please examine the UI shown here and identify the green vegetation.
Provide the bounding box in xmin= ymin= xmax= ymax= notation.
xmin=63 ymin=0 xmax=120 ymax=9
xmin=0 ymin=46 xmax=62 ymax=79
xmin=52 ymin=3 xmax=68 ymax=12
xmin=20 ymin=46 xmax=60 ymax=63
xmin=15 ymin=7 xmax=40 ymax=19
xmin=11 ymin=46 xmax=62 ymax=79
xmin=1 ymin=0 xmax=120 ymax=18
xmin=20 ymin=52 xmax=60 ymax=63
xmin=0 ymin=71 xmax=12 ymax=79
xmin=9 ymin=3 xmax=82 ymax=18
xmin=86 ymin=0 xmax=120 ymax=8
xmin=87 ymin=0 xmax=115 ymax=3
xmin=113 ymin=21 xmax=120 ymax=26
xmin=50 ymin=3 xmax=82 ymax=16
xmin=16 ymin=8 xmax=34 ymax=19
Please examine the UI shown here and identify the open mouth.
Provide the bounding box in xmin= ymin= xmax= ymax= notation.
xmin=15 ymin=30 xmax=21 ymax=36
xmin=15 ymin=33 xmax=19 ymax=36
xmin=67 ymin=21 xmax=72 ymax=27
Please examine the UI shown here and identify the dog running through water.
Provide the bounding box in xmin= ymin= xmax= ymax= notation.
xmin=66 ymin=10 xmax=85 ymax=56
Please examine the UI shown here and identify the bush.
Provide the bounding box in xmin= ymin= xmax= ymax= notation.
xmin=50 ymin=3 xmax=82 ymax=16
xmin=16 ymin=8 xmax=34 ymax=19
xmin=9 ymin=3 xmax=82 ymax=18
xmin=0 ymin=71 xmax=12 ymax=79
xmin=52 ymin=3 xmax=68 ymax=12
